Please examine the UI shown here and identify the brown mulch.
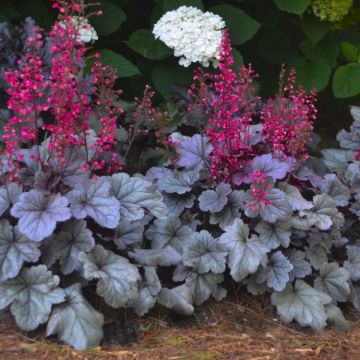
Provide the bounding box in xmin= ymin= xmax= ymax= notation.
xmin=0 ymin=296 xmax=359 ymax=360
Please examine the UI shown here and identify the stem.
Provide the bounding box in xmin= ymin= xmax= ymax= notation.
xmin=123 ymin=121 xmax=140 ymax=160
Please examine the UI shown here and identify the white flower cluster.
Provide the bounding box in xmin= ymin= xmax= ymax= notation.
xmin=153 ymin=6 xmax=225 ymax=67
xmin=60 ymin=16 xmax=98 ymax=43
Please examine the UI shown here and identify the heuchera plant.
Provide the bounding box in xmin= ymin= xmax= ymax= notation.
xmin=0 ymin=0 xmax=359 ymax=351
xmin=144 ymin=30 xmax=358 ymax=334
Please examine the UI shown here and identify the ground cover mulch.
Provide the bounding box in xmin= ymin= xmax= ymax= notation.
xmin=0 ymin=294 xmax=359 ymax=360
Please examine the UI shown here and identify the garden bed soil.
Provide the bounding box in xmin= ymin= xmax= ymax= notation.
xmin=0 ymin=295 xmax=359 ymax=360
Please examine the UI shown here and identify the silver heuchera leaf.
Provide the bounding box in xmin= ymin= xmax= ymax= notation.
xmin=181 ymin=210 xmax=201 ymax=231
xmin=277 ymin=182 xmax=312 ymax=211
xmin=0 ymin=265 xmax=65 ymax=331
xmin=79 ymin=245 xmax=140 ymax=308
xmin=11 ymin=190 xmax=71 ymax=242
xmin=305 ymin=247 xmax=328 ymax=273
xmin=291 ymin=216 xmax=311 ymax=230
xmin=145 ymin=216 xmax=193 ymax=251
xmin=314 ymin=262 xmax=350 ymax=303
xmin=255 ymin=220 xmax=291 ymax=250
xmin=336 ymin=119 xmax=360 ymax=149
xmin=146 ymin=167 xmax=173 ymax=181
xmin=287 ymin=250 xmax=312 ymax=282
xmin=186 ymin=272 xmax=226 ymax=305
xmin=346 ymin=164 xmax=360 ymax=199
xmin=232 ymin=161 xmax=253 ymax=186
xmin=67 ymin=177 xmax=120 ymax=229
xmin=344 ymin=245 xmax=360 ymax=281
xmin=350 ymin=105 xmax=360 ymax=121
xmin=245 ymin=273 xmax=269 ymax=295
xmin=259 ymin=251 xmax=293 ymax=292
xmin=158 ymin=284 xmax=194 ymax=315
xmin=246 ymin=124 xmax=263 ymax=146
xmin=0 ymin=183 xmax=22 ymax=217
xmin=133 ymin=267 xmax=161 ymax=316
xmin=325 ymin=304 xmax=350 ymax=331
xmin=0 ymin=219 xmax=40 ymax=281
xmin=244 ymin=181 xmax=291 ymax=223
xmin=46 ymin=283 xmax=104 ymax=351
xmin=271 ymin=280 xmax=332 ymax=331
xmin=219 ymin=219 xmax=268 ymax=282
xmin=51 ymin=147 xmax=90 ymax=188
xmin=163 ymin=193 xmax=196 ymax=216
xmin=176 ymin=134 xmax=212 ymax=168
xmin=251 ymin=154 xmax=290 ymax=180
xmin=111 ymin=173 xmax=167 ymax=220
xmin=42 ymin=220 xmax=95 ymax=275
xmin=321 ymin=149 xmax=353 ymax=174
xmin=319 ymin=174 xmax=350 ymax=207
xmin=111 ymin=219 xmax=144 ymax=250
xmin=129 ymin=246 xmax=182 ymax=267
xmin=157 ymin=166 xmax=201 ymax=195
xmin=350 ymin=283 xmax=360 ymax=311
xmin=299 ymin=194 xmax=339 ymax=231
xmin=183 ymin=231 xmax=227 ymax=274
xmin=210 ymin=190 xmax=244 ymax=229
xmin=198 ymin=183 xmax=231 ymax=213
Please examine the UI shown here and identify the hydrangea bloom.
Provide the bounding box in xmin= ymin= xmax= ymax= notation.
xmin=153 ymin=6 xmax=225 ymax=67
xmin=59 ymin=16 xmax=98 ymax=43
xmin=312 ymin=0 xmax=353 ymax=22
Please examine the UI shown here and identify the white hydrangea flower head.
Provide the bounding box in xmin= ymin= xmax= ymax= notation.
xmin=153 ymin=6 xmax=226 ymax=67
xmin=59 ymin=16 xmax=98 ymax=43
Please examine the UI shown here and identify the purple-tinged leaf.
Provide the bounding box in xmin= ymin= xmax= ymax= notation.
xmin=244 ymin=181 xmax=291 ymax=223
xmin=11 ymin=190 xmax=71 ymax=242
xmin=251 ymin=154 xmax=291 ymax=180
xmin=176 ymin=134 xmax=212 ymax=168
xmin=198 ymin=182 xmax=231 ymax=213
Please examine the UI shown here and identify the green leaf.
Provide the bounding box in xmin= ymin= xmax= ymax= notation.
xmin=232 ymin=48 xmax=244 ymax=70
xmin=210 ymin=5 xmax=261 ymax=45
xmin=151 ymin=62 xmax=193 ymax=99
xmin=19 ymin=1 xmax=53 ymax=29
xmin=290 ymin=58 xmax=331 ymax=92
xmin=257 ymin=30 xmax=298 ymax=65
xmin=162 ymin=0 xmax=204 ymax=11
xmin=333 ymin=63 xmax=360 ymax=98
xmin=299 ymin=36 xmax=340 ymax=69
xmin=274 ymin=0 xmax=310 ymax=15
xmin=1 ymin=0 xmax=21 ymax=20
xmin=126 ymin=29 xmax=172 ymax=60
xmin=97 ymin=49 xmax=140 ymax=78
xmin=90 ymin=1 xmax=126 ymax=36
xmin=341 ymin=42 xmax=359 ymax=62
xmin=299 ymin=15 xmax=330 ymax=45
